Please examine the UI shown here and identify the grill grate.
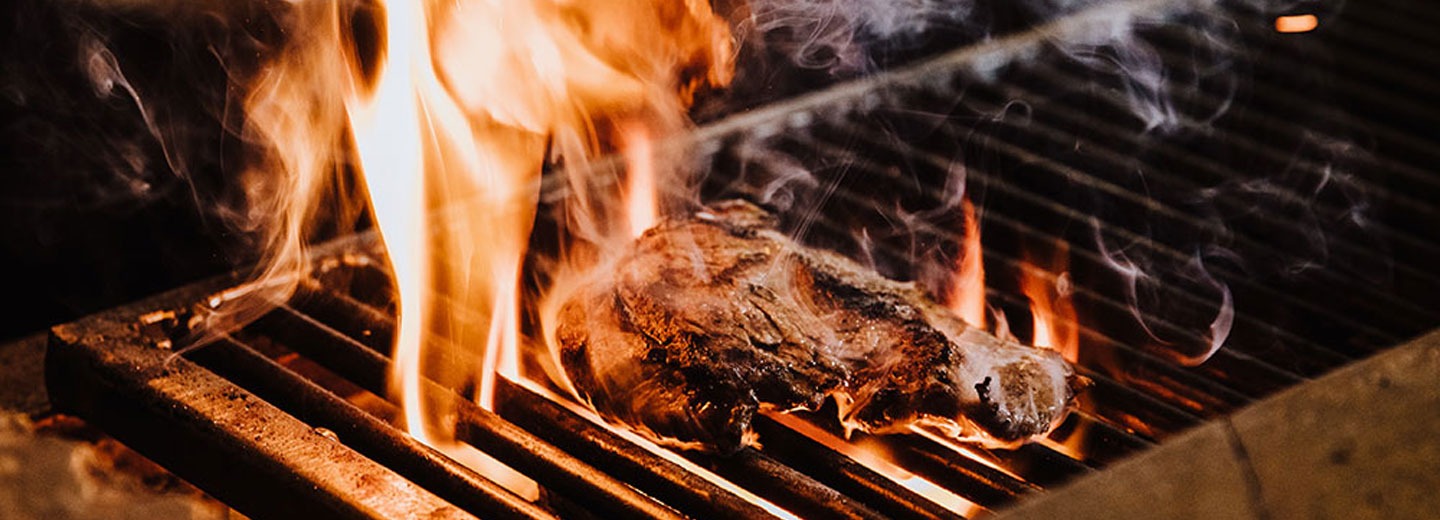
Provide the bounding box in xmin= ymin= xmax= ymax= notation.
xmin=43 ymin=0 xmax=1440 ymax=518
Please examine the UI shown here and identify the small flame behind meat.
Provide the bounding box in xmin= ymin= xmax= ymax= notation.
xmin=554 ymin=200 xmax=1088 ymax=453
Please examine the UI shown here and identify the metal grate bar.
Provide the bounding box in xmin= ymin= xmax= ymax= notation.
xmin=266 ymin=288 xmax=920 ymax=519
xmin=963 ymin=72 xmax=1440 ymax=280
xmin=185 ymin=337 xmax=553 ymax=520
xmin=751 ymin=415 xmax=972 ymax=519
xmin=1167 ymin=20 xmax=1440 ymax=190
xmin=249 ymin=306 xmax=688 ymax=520
xmin=804 ymin=129 xmax=1406 ymax=344
xmin=680 ymin=449 xmax=890 ymax=520
xmin=951 ymin=74 xmax=1440 ymax=288
xmin=46 ymin=290 xmax=478 ymax=520
xmin=1161 ymin=18 xmax=1440 ymax=194
xmin=758 ymin=156 xmax=1288 ymax=410
xmin=891 ymin=85 xmax=1440 ymax=330
xmin=798 ymin=129 xmax=1393 ymax=364
xmin=491 ymin=377 xmax=805 ymax=519
xmin=744 ymin=175 xmax=1267 ymax=412
xmin=968 ymin=440 xmax=1095 ymax=488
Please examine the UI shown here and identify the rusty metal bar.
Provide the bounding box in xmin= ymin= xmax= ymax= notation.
xmin=683 ymin=447 xmax=891 ymax=520
xmin=446 ymin=392 xmax=686 ymax=520
xmin=184 ymin=337 xmax=554 ymax=520
xmin=492 ymin=377 xmax=778 ymax=519
xmin=748 ymin=415 xmax=967 ymax=520
xmin=251 ymin=304 xmax=391 ymax=391
xmin=251 ymin=306 xmax=686 ymax=520
xmin=45 ymin=292 xmax=476 ymax=520
xmin=498 ymin=373 xmax=973 ymax=520
xmin=274 ymin=288 xmax=1023 ymax=518
xmin=830 ymin=427 xmax=1038 ymax=509
xmin=291 ymin=277 xmax=395 ymax=353
xmin=976 ymin=443 xmax=1095 ymax=489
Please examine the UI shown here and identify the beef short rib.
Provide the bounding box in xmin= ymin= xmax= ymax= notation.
xmin=555 ymin=200 xmax=1086 ymax=453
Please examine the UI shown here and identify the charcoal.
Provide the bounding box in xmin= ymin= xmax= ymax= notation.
xmin=556 ymin=200 xmax=1086 ymax=453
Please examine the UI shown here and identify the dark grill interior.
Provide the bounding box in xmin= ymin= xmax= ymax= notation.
xmin=38 ymin=0 xmax=1440 ymax=518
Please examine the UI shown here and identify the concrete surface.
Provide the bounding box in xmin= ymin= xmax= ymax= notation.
xmin=0 ymin=335 xmax=235 ymax=520
xmin=997 ymin=329 xmax=1440 ymax=519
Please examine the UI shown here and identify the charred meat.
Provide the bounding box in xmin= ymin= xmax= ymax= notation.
xmin=555 ymin=200 xmax=1086 ymax=453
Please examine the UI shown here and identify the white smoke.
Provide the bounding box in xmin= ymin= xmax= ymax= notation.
xmin=742 ymin=0 xmax=978 ymax=74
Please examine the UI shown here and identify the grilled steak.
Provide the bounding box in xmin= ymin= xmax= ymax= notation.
xmin=555 ymin=200 xmax=1085 ymax=453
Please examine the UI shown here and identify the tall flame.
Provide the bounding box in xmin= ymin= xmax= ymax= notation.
xmin=1020 ymin=244 xmax=1079 ymax=363
xmin=346 ymin=0 xmax=432 ymax=442
xmin=947 ymin=198 xmax=987 ymax=328
xmin=239 ymin=0 xmax=734 ymax=478
xmin=620 ymin=122 xmax=659 ymax=238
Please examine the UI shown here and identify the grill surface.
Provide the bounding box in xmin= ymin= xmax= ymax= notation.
xmin=43 ymin=0 xmax=1440 ymax=518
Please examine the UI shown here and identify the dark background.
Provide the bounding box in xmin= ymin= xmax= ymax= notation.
xmin=0 ymin=0 xmax=285 ymax=341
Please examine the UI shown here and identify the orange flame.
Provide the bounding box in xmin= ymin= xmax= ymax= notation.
xmin=620 ymin=122 xmax=659 ymax=238
xmin=239 ymin=0 xmax=732 ymax=499
xmin=346 ymin=0 xmax=428 ymax=443
xmin=354 ymin=0 xmax=732 ymax=428
xmin=946 ymin=198 xmax=986 ymax=328
xmin=1020 ymin=244 xmax=1079 ymax=363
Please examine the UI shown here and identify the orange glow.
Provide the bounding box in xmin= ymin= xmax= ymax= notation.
xmin=514 ymin=377 xmax=800 ymax=520
xmin=1020 ymin=245 xmax=1079 ymax=363
xmin=620 ymin=122 xmax=659 ymax=238
xmin=1038 ymin=417 xmax=1089 ymax=461
xmin=910 ymin=426 xmax=1025 ymax=481
xmin=1275 ymin=14 xmax=1319 ymax=33
xmin=947 ymin=198 xmax=987 ymax=328
xmin=769 ymin=414 xmax=986 ymax=518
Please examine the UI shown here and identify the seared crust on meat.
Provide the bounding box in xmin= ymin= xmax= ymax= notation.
xmin=556 ymin=200 xmax=1086 ymax=453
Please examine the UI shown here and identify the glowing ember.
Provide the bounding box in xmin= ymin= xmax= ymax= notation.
xmin=947 ymin=198 xmax=987 ymax=328
xmin=1275 ymin=14 xmax=1319 ymax=33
